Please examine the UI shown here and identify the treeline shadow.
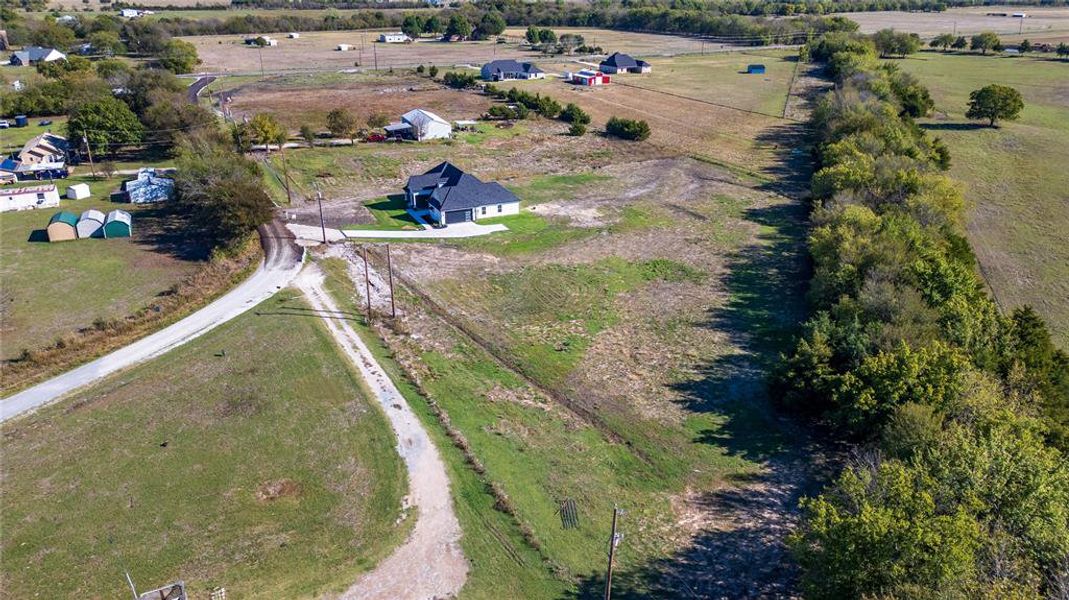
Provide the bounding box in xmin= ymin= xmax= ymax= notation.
xmin=129 ymin=204 xmax=212 ymax=262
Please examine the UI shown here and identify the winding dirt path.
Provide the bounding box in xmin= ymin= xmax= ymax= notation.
xmin=295 ymin=264 xmax=468 ymax=600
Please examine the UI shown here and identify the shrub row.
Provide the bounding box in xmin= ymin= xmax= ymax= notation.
xmin=781 ymin=32 xmax=1069 ymax=599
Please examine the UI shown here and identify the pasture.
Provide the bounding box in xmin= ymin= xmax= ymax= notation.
xmin=892 ymin=51 xmax=1069 ymax=348
xmin=187 ymin=27 xmax=728 ymax=75
xmin=0 ymin=294 xmax=411 ymax=599
xmin=844 ymin=6 xmax=1069 ymax=37
xmin=0 ymin=173 xmax=200 ymax=361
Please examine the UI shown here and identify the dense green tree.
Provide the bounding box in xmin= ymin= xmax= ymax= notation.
xmin=88 ymin=30 xmax=124 ymax=56
xmin=67 ymin=96 xmax=143 ymax=157
xmin=605 ymin=116 xmax=650 ymax=141
xmin=1056 ymin=43 xmax=1069 ymax=59
xmin=872 ymin=28 xmax=921 ymax=57
xmin=122 ymin=68 xmax=185 ymax=117
xmin=299 ymin=124 xmax=316 ymax=148
xmin=475 ymin=12 xmax=506 ymax=39
xmin=971 ymin=31 xmax=1002 ymax=55
xmin=930 ymin=33 xmax=956 ymax=51
xmin=142 ymin=98 xmax=219 ymax=155
xmin=95 ymin=58 xmax=131 ymax=80
xmin=326 ymin=108 xmax=358 ymax=144
xmin=157 ymin=39 xmax=200 ymax=74
xmin=401 ymin=14 xmax=424 ymax=39
xmin=422 ymin=15 xmax=442 ymax=35
xmin=445 ymin=14 xmax=472 ymax=40
xmin=1018 ymin=39 xmax=1033 ymax=54
xmin=560 ymin=103 xmax=591 ymax=125
xmin=568 ymin=122 xmax=586 ymax=136
xmin=966 ymin=84 xmax=1024 ymax=127
xmin=952 ymin=35 xmax=968 ymax=50
xmin=35 ymin=55 xmax=91 ymax=78
xmin=173 ymin=136 xmax=274 ymax=250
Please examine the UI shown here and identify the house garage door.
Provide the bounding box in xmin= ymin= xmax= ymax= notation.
xmin=445 ymin=209 xmax=471 ymax=224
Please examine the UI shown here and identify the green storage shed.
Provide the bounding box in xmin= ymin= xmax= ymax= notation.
xmin=103 ymin=209 xmax=132 ymax=238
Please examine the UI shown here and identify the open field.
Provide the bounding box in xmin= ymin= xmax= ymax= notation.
xmin=843 ymin=6 xmax=1069 ymax=37
xmin=889 ymin=52 xmax=1069 ymax=348
xmin=188 ymin=27 xmax=738 ymax=75
xmin=0 ymin=294 xmax=410 ymax=598
xmin=0 ymin=173 xmax=202 ymax=360
xmin=265 ymin=43 xmax=827 ymax=592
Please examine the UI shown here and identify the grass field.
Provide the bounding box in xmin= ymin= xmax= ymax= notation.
xmin=0 ymin=294 xmax=411 ymax=599
xmin=891 ymin=51 xmax=1069 ymax=348
xmin=0 ymin=173 xmax=200 ymax=359
xmin=843 ymin=6 xmax=1069 ymax=37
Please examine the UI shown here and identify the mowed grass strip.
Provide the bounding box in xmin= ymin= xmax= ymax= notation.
xmin=318 ymin=257 xmax=570 ymax=599
xmin=893 ymin=52 xmax=1069 ymax=347
xmin=0 ymin=174 xmax=200 ymax=359
xmin=0 ymin=294 xmax=410 ymax=599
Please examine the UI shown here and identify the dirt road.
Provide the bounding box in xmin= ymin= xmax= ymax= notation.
xmin=295 ymin=264 xmax=468 ymax=600
xmin=0 ymin=221 xmax=303 ymax=423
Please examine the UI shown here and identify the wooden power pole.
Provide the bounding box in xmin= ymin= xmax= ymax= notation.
xmin=82 ymin=131 xmax=97 ymax=179
xmin=363 ymin=245 xmax=372 ymax=324
xmin=604 ymin=506 xmax=621 ymax=600
xmin=316 ymin=190 xmax=327 ymax=244
xmin=386 ymin=244 xmax=396 ymax=318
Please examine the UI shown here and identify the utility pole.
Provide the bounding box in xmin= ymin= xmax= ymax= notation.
xmin=363 ymin=246 xmax=372 ymax=324
xmin=82 ymin=130 xmax=97 ymax=179
xmin=279 ymin=146 xmax=293 ymax=204
xmin=373 ymin=42 xmax=378 ymax=71
xmin=604 ymin=506 xmax=621 ymax=600
xmin=386 ymin=243 xmax=396 ymax=318
xmin=316 ymin=190 xmax=327 ymax=244
xmin=258 ymin=46 xmax=265 ymax=78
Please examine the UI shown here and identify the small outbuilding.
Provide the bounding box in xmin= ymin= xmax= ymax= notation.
xmin=337 ymin=44 xmax=353 ymax=52
xmin=1 ymin=184 xmax=60 ymax=212
xmin=77 ymin=209 xmax=106 ymax=238
xmin=379 ymin=33 xmax=411 ymax=43
xmin=103 ymin=209 xmax=132 ymax=238
xmin=568 ymin=70 xmax=610 ymax=86
xmin=288 ymin=32 xmax=300 ymax=39
xmin=47 ymin=211 xmax=79 ymax=242
xmin=385 ymin=109 xmax=453 ymax=141
xmin=66 ymin=183 xmax=90 ymax=200
xmin=746 ymin=64 xmax=766 ymax=74
xmin=122 ymin=168 xmax=175 ymax=204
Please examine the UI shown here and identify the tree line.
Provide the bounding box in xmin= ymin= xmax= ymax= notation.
xmin=778 ymin=31 xmax=1069 ymax=599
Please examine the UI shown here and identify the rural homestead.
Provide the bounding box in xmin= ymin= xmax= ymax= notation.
xmin=403 ymin=161 xmax=520 ymax=225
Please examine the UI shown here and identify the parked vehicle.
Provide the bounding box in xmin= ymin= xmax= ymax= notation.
xmin=0 ymin=120 xmax=10 ymax=128
xmin=365 ymin=133 xmax=386 ymax=143
xmin=38 ymin=119 xmax=53 ymax=126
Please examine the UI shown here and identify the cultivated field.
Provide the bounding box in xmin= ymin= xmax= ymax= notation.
xmin=891 ymin=51 xmax=1069 ymax=348
xmin=0 ymin=294 xmax=411 ymax=599
xmin=843 ymin=6 xmax=1069 ymax=37
xmin=0 ymin=173 xmax=199 ymax=361
xmin=188 ymin=28 xmax=731 ymax=75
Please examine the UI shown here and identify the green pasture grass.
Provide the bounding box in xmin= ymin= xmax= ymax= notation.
xmin=0 ymin=173 xmax=198 ymax=359
xmin=892 ymin=51 xmax=1069 ymax=347
xmin=0 ymin=294 xmax=410 ymax=598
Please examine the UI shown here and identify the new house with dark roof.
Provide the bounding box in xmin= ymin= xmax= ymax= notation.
xmin=599 ymin=52 xmax=651 ymax=74
xmin=404 ymin=162 xmax=520 ymax=226
xmin=480 ymin=59 xmax=545 ymax=81
xmin=9 ymin=46 xmax=66 ymax=65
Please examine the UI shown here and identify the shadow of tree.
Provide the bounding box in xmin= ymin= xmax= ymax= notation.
xmin=562 ymin=199 xmax=831 ymax=598
xmin=125 ymin=204 xmax=211 ymax=262
xmin=920 ymin=122 xmax=987 ymax=132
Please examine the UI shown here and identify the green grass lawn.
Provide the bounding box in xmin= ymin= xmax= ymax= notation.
xmin=643 ymin=50 xmax=798 ymax=117
xmin=0 ymin=116 xmax=69 ymax=154
xmin=0 ymin=173 xmax=200 ymax=359
xmin=892 ymin=52 xmax=1069 ymax=348
xmin=351 ymin=194 xmax=423 ymax=230
xmin=0 ymin=293 xmax=411 ymax=599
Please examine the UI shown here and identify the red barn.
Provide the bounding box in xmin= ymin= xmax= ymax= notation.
xmin=569 ymin=69 xmax=610 ymax=86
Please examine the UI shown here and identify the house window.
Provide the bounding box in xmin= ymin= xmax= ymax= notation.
xmin=481 ymin=206 xmax=486 ymax=215
xmin=497 ymin=204 xmax=503 ymax=213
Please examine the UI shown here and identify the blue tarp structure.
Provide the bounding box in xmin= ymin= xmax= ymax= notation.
xmin=122 ymin=168 xmax=175 ymax=204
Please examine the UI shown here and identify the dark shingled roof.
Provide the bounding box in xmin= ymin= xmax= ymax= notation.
xmin=405 ymin=161 xmax=519 ymax=212
xmin=600 ymin=52 xmax=649 ymax=69
xmin=483 ymin=59 xmax=543 ymax=76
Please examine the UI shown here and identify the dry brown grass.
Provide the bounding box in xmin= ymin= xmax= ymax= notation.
xmin=842 ymin=6 xmax=1069 ymax=36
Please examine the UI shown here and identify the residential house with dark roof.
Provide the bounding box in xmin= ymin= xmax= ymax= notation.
xmin=599 ymin=52 xmax=651 ymax=74
xmin=403 ymin=161 xmax=520 ymax=226
xmin=10 ymin=46 xmax=66 ymax=65
xmin=480 ymin=59 xmax=545 ymax=81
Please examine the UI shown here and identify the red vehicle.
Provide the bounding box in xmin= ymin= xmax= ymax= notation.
xmin=365 ymin=133 xmax=387 ymax=143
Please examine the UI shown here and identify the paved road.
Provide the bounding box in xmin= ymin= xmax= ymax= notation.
xmin=186 ymin=75 xmax=216 ymax=104
xmin=0 ymin=221 xmax=303 ymax=423
xmin=296 ymin=264 xmax=468 ymax=599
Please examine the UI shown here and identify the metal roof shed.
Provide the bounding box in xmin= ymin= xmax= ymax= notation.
xmin=47 ymin=211 xmax=78 ymax=242
xmin=77 ymin=209 xmax=106 ymax=238
xmin=103 ymin=209 xmax=132 ymax=238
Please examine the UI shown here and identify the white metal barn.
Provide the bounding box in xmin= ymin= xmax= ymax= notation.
xmin=379 ymin=33 xmax=411 ymax=43
xmin=0 ymin=184 xmax=60 ymax=212
xmin=66 ymin=183 xmax=90 ymax=200
xmin=337 ymin=44 xmax=353 ymax=51
xmin=288 ymin=32 xmax=300 ymax=38
xmin=77 ymin=208 xmax=105 ymax=238
xmin=401 ymin=109 xmax=453 ymax=141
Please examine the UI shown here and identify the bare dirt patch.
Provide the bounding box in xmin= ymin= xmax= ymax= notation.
xmin=256 ymin=479 xmax=302 ymax=502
